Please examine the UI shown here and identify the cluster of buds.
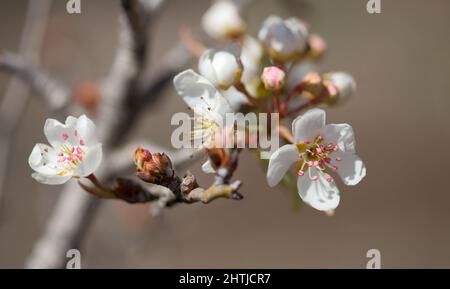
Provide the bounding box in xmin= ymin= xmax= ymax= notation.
xmin=134 ymin=147 xmax=175 ymax=186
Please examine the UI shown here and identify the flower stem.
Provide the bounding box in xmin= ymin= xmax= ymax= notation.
xmin=83 ymin=174 xmax=116 ymax=199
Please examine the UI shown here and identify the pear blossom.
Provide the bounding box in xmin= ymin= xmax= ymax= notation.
xmin=201 ymin=0 xmax=246 ymax=40
xmin=173 ymin=69 xmax=234 ymax=148
xmin=28 ymin=115 xmax=103 ymax=185
xmin=197 ymin=46 xmax=248 ymax=111
xmin=258 ymin=16 xmax=309 ymax=62
xmin=267 ymin=109 xmax=366 ymax=211
xmin=199 ymin=45 xmax=243 ymax=90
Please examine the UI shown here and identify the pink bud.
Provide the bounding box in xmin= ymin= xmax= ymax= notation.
xmin=261 ymin=66 xmax=286 ymax=90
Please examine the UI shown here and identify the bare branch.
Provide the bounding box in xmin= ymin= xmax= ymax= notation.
xmin=0 ymin=51 xmax=71 ymax=111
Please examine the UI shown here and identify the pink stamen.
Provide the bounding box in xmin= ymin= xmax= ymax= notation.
xmin=62 ymin=133 xmax=68 ymax=141
xmin=311 ymin=175 xmax=319 ymax=181
xmin=80 ymin=139 xmax=85 ymax=146
xmin=76 ymin=147 xmax=83 ymax=154
xmin=325 ymin=175 xmax=333 ymax=182
xmin=332 ymin=165 xmax=338 ymax=171
xmin=74 ymin=130 xmax=78 ymax=137
xmin=304 ymin=141 xmax=311 ymax=145
xmin=336 ymin=156 xmax=342 ymax=161
xmin=297 ymin=170 xmax=304 ymax=177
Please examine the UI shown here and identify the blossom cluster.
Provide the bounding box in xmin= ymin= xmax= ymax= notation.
xmin=28 ymin=0 xmax=366 ymax=213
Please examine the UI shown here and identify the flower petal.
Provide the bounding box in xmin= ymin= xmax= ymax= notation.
xmin=321 ymin=123 xmax=356 ymax=153
xmin=334 ymin=151 xmax=366 ymax=186
xmin=32 ymin=172 xmax=71 ymax=185
xmin=297 ymin=169 xmax=340 ymax=211
xmin=198 ymin=49 xmax=218 ymax=84
xmin=174 ymin=69 xmax=232 ymax=117
xmin=44 ymin=118 xmax=68 ymax=148
xmin=292 ymin=108 xmax=326 ymax=143
xmin=28 ymin=144 xmax=60 ymax=175
xmin=75 ymin=115 xmax=99 ymax=147
xmin=266 ymin=144 xmax=299 ymax=187
xmin=74 ymin=144 xmax=103 ymax=177
xmin=201 ymin=160 xmax=216 ymax=174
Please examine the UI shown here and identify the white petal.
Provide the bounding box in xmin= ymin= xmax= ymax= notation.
xmin=75 ymin=115 xmax=99 ymax=147
xmin=297 ymin=169 xmax=340 ymax=211
xmin=28 ymin=144 xmax=60 ymax=175
xmin=241 ymin=35 xmax=263 ymax=84
xmin=266 ymin=144 xmax=299 ymax=187
xmin=292 ymin=108 xmax=326 ymax=143
xmin=198 ymin=49 xmax=218 ymax=84
xmin=44 ymin=118 xmax=68 ymax=148
xmin=201 ymin=0 xmax=245 ymax=40
xmin=334 ymin=152 xmax=366 ymax=186
xmin=74 ymin=144 xmax=103 ymax=177
xmin=174 ymin=69 xmax=227 ymax=116
xmin=201 ymin=160 xmax=216 ymax=174
xmin=32 ymin=172 xmax=71 ymax=185
xmin=211 ymin=51 xmax=241 ymax=88
xmin=285 ymin=17 xmax=308 ymax=51
xmin=258 ymin=15 xmax=283 ymax=45
xmin=321 ymin=123 xmax=356 ymax=153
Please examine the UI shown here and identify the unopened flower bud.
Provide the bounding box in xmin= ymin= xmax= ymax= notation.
xmin=326 ymin=72 xmax=356 ymax=103
xmin=261 ymin=66 xmax=286 ymax=90
xmin=199 ymin=45 xmax=243 ymax=90
xmin=134 ymin=147 xmax=174 ymax=185
xmin=201 ymin=0 xmax=246 ymax=40
xmin=258 ymin=16 xmax=309 ymax=62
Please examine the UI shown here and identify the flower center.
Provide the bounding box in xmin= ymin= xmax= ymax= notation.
xmin=294 ymin=134 xmax=341 ymax=182
xmin=56 ymin=144 xmax=86 ymax=176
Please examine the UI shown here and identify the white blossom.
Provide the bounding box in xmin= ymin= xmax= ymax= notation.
xmin=258 ymin=16 xmax=308 ymax=62
xmin=173 ymin=69 xmax=234 ymax=148
xmin=28 ymin=115 xmax=103 ymax=185
xmin=198 ymin=45 xmax=242 ymax=90
xmin=267 ymin=109 xmax=366 ymax=211
xmin=201 ymin=0 xmax=246 ymax=40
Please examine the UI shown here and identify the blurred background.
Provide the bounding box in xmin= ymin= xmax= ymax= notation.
xmin=0 ymin=0 xmax=449 ymax=268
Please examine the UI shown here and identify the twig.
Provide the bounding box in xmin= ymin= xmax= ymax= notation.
xmin=0 ymin=52 xmax=71 ymax=111
xmin=0 ymin=0 xmax=54 ymax=207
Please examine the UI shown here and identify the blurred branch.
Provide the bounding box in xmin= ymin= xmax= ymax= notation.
xmin=25 ymin=0 xmax=194 ymax=269
xmin=0 ymin=51 xmax=71 ymax=111
xmin=25 ymin=142 xmax=204 ymax=269
xmin=0 ymin=0 xmax=53 ymax=209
